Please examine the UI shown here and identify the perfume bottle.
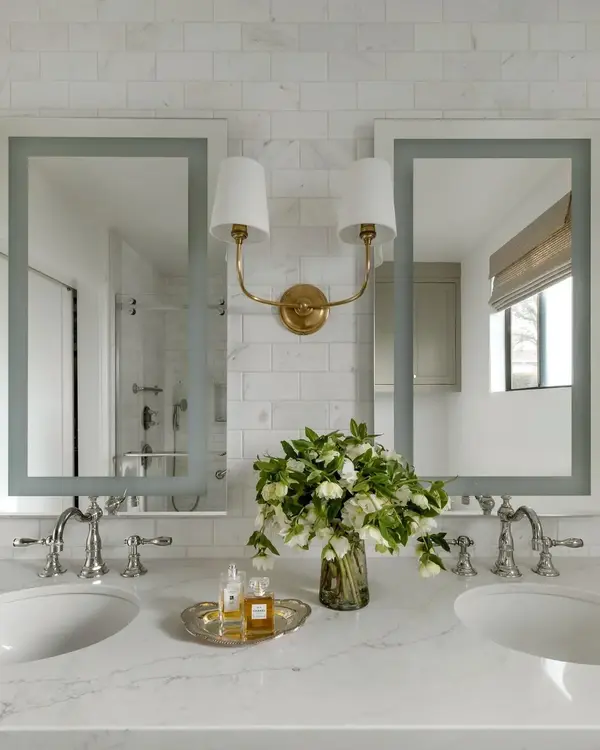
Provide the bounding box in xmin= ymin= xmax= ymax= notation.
xmin=219 ymin=563 xmax=245 ymax=631
xmin=244 ymin=577 xmax=275 ymax=639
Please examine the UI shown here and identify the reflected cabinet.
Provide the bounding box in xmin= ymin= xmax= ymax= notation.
xmin=375 ymin=262 xmax=460 ymax=389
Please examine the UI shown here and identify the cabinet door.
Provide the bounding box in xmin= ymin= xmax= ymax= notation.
xmin=413 ymin=281 xmax=457 ymax=386
xmin=375 ymin=281 xmax=394 ymax=386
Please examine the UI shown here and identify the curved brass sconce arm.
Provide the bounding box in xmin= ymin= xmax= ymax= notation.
xmin=232 ymin=223 xmax=376 ymax=335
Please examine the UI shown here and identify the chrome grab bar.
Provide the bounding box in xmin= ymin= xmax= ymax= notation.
xmin=121 ymin=451 xmax=189 ymax=458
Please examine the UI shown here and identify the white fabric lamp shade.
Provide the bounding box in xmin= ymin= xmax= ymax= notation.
xmin=337 ymin=158 xmax=397 ymax=246
xmin=210 ymin=156 xmax=270 ymax=244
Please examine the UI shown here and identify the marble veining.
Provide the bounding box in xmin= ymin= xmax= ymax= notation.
xmin=2 ymin=558 xmax=600 ymax=749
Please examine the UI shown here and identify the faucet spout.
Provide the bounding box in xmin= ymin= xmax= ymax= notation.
xmin=510 ymin=505 xmax=544 ymax=552
xmin=51 ymin=506 xmax=88 ymax=546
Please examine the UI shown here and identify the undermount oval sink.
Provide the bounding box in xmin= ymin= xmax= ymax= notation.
xmin=455 ymin=584 xmax=600 ymax=666
xmin=0 ymin=584 xmax=140 ymax=665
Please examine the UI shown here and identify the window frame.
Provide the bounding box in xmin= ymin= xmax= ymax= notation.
xmin=504 ymin=282 xmax=570 ymax=391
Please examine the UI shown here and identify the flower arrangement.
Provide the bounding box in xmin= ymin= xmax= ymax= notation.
xmin=247 ymin=420 xmax=450 ymax=589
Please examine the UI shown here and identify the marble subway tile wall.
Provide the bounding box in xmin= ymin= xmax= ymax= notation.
xmin=0 ymin=0 xmax=598 ymax=559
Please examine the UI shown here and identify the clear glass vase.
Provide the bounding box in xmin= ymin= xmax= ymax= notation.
xmin=319 ymin=540 xmax=369 ymax=611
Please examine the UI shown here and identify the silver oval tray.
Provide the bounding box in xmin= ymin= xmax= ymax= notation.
xmin=181 ymin=598 xmax=311 ymax=647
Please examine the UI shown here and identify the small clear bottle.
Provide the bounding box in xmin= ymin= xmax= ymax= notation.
xmin=219 ymin=563 xmax=245 ymax=633
xmin=244 ymin=577 xmax=275 ymax=640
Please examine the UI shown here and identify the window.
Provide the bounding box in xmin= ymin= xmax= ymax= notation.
xmin=505 ymin=276 xmax=572 ymax=390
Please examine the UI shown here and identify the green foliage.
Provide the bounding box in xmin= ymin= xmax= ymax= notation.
xmin=247 ymin=421 xmax=450 ymax=576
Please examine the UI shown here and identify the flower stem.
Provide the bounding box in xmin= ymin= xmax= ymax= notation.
xmin=340 ymin=549 xmax=360 ymax=605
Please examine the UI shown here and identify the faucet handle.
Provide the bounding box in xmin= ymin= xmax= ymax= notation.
xmin=475 ymin=496 xmax=495 ymax=516
xmin=141 ymin=536 xmax=172 ymax=546
xmin=13 ymin=536 xmax=50 ymax=547
xmin=532 ymin=536 xmax=584 ymax=578
xmin=448 ymin=535 xmax=477 ymax=577
xmin=121 ymin=535 xmax=173 ymax=578
xmin=13 ymin=536 xmax=66 ymax=577
xmin=548 ymin=537 xmax=584 ymax=549
xmin=449 ymin=535 xmax=474 ymax=551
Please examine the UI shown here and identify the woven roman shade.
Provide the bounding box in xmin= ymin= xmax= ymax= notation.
xmin=489 ymin=193 xmax=571 ymax=312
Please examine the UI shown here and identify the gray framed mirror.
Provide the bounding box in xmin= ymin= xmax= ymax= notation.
xmin=0 ymin=119 xmax=227 ymax=514
xmin=374 ymin=121 xmax=593 ymax=502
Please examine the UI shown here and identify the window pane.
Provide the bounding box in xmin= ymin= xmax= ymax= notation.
xmin=542 ymin=276 xmax=572 ymax=387
xmin=511 ymin=295 xmax=539 ymax=389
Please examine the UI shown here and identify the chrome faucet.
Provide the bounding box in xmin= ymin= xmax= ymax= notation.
xmin=13 ymin=497 xmax=109 ymax=579
xmin=459 ymin=495 xmax=495 ymax=515
xmin=106 ymin=490 xmax=131 ymax=515
xmin=491 ymin=495 xmax=544 ymax=578
xmin=475 ymin=495 xmax=496 ymax=515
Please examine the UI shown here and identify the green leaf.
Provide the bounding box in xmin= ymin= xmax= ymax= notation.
xmin=305 ymin=427 xmax=320 ymax=442
xmin=377 ymin=520 xmax=396 ymax=548
xmin=350 ymin=418 xmax=359 ymax=438
xmin=281 ymin=441 xmax=297 ymax=459
xmin=429 ymin=553 xmax=446 ymax=571
xmin=251 ymin=531 xmax=280 ymax=556
xmin=326 ymin=498 xmax=343 ymax=522
xmin=292 ymin=439 xmax=311 ymax=452
xmin=312 ymin=496 xmax=324 ymax=516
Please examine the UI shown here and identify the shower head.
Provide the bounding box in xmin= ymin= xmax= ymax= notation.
xmin=172 ymin=398 xmax=188 ymax=432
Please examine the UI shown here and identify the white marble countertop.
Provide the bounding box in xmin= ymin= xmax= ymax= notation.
xmin=2 ymin=556 xmax=600 ymax=750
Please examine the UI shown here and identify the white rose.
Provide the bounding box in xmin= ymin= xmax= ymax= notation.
xmin=330 ymin=535 xmax=351 ymax=559
xmin=316 ymin=481 xmax=344 ymax=500
xmin=382 ymin=449 xmax=405 ymax=464
xmin=287 ymin=458 xmax=305 ymax=473
xmin=339 ymin=458 xmax=358 ymax=488
xmin=317 ymin=526 xmax=334 ymax=543
xmin=341 ymin=499 xmax=366 ymax=530
xmin=359 ymin=525 xmax=390 ymax=548
xmin=252 ymin=553 xmax=275 ymax=571
xmin=419 ymin=559 xmax=441 ymax=578
xmin=410 ymin=516 xmax=437 ymax=535
xmin=412 ymin=493 xmax=429 ymax=510
xmin=272 ymin=504 xmax=290 ymax=533
xmin=316 ymin=450 xmax=340 ymax=466
xmin=261 ymin=482 xmax=288 ymax=502
xmin=285 ymin=528 xmax=310 ymax=548
xmin=346 ymin=442 xmax=372 ymax=460
xmin=356 ymin=493 xmax=385 ymax=514
xmin=395 ymin=486 xmax=412 ymax=506
xmin=323 ymin=547 xmax=336 ymax=562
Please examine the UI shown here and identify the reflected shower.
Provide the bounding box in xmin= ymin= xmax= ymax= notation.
xmin=172 ymin=398 xmax=187 ymax=432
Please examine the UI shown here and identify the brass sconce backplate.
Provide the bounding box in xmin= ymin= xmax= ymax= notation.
xmin=232 ymin=222 xmax=375 ymax=336
xmin=279 ymin=284 xmax=329 ymax=335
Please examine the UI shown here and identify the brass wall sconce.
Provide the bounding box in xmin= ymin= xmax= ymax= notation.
xmin=210 ymin=157 xmax=397 ymax=335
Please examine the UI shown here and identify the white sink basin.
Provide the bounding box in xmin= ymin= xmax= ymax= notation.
xmin=0 ymin=584 xmax=140 ymax=665
xmin=455 ymin=584 xmax=600 ymax=665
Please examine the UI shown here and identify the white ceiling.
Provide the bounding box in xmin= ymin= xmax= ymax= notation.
xmin=31 ymin=157 xmax=189 ymax=275
xmin=413 ymin=158 xmax=570 ymax=262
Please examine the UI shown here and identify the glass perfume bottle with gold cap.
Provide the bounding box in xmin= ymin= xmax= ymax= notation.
xmin=244 ymin=577 xmax=275 ymax=639
xmin=219 ymin=563 xmax=245 ymax=633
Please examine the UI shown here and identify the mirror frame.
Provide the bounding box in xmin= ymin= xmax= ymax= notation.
xmin=2 ymin=118 xmax=227 ymax=501
xmin=374 ymin=120 xmax=595 ymax=500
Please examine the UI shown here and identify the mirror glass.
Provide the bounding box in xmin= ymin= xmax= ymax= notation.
xmin=376 ymin=156 xmax=575 ymax=481
xmin=1 ymin=142 xmax=226 ymax=513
